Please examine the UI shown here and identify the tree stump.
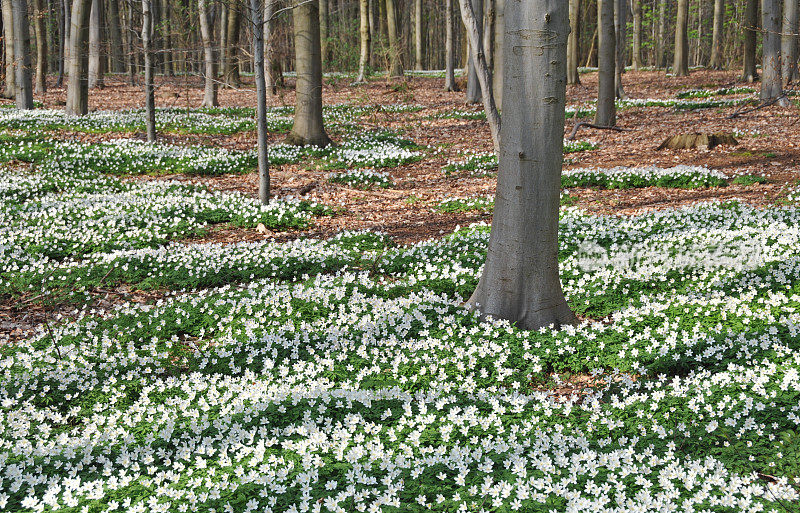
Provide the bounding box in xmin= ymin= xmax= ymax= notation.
xmin=657 ymin=133 xmax=738 ymax=150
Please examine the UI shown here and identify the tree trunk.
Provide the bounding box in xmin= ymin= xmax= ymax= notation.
xmin=264 ymin=0 xmax=278 ymax=94
xmin=250 ymin=0 xmax=269 ymax=203
xmin=673 ymin=0 xmax=689 ymax=76
xmin=88 ymin=0 xmax=103 ymax=88
xmin=483 ymin=0 xmax=494 ymax=72
xmin=595 ymin=0 xmax=616 ymax=125
xmin=444 ymin=0 xmax=458 ymax=90
xmin=66 ymin=0 xmax=92 ymax=115
xmin=107 ymin=0 xmax=124 ymax=72
xmin=656 ymin=0 xmax=666 ymax=68
xmin=319 ymin=0 xmax=328 ymax=64
xmin=125 ymin=0 xmax=135 ymax=85
xmin=356 ymin=0 xmax=370 ymax=82
xmin=761 ymin=0 xmax=786 ymax=102
xmin=159 ymin=0 xmax=172 ymax=76
xmin=614 ymin=0 xmax=626 ymax=98
xmin=741 ymin=0 xmax=758 ymax=82
xmin=12 ymin=0 xmax=33 ymax=108
xmin=465 ymin=0 xmax=482 ymax=103
xmin=467 ymin=0 xmax=577 ymax=331
xmin=632 ymin=0 xmax=641 ymax=70
xmin=286 ymin=0 xmax=331 ymax=147
xmin=458 ymin=0 xmax=499 ymax=151
xmin=198 ymin=0 xmax=217 ymax=106
xmin=224 ymin=0 xmax=241 ymax=86
xmin=385 ymin=0 xmax=402 ymax=77
xmin=782 ymin=0 xmax=798 ymax=83
xmin=491 ymin=0 xmax=503 ymax=107
xmin=142 ymin=0 xmax=156 ymax=140
xmin=567 ymin=0 xmax=580 ymax=84
xmin=414 ymin=0 xmax=422 ymax=70
xmin=2 ymin=0 xmax=16 ymax=98
xmin=33 ymin=0 xmax=47 ymax=93
xmin=57 ymin=0 xmax=66 ymax=87
xmin=709 ymin=0 xmax=724 ymax=69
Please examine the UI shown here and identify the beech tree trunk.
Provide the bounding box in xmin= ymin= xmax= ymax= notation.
xmin=107 ymin=0 xmax=124 ymax=73
xmin=467 ymin=0 xmax=577 ymax=331
xmin=2 ymin=0 xmax=16 ymax=98
xmin=595 ymin=0 xmax=616 ymax=125
xmin=483 ymin=0 xmax=494 ymax=72
xmin=56 ymin=0 xmax=67 ymax=87
xmin=142 ymin=0 xmax=156 ymax=141
xmin=459 ymin=0 xmax=499 ymax=152
xmin=614 ymin=0 xmax=627 ymax=98
xmin=264 ymin=0 xmax=277 ymax=95
xmin=414 ymin=0 xmax=422 ymax=70
xmin=66 ymin=0 xmax=92 ymax=115
xmin=33 ymin=0 xmax=47 ymax=93
xmin=250 ymin=0 xmax=269 ymax=203
xmin=656 ymin=0 xmax=666 ymax=68
xmin=88 ymin=0 xmax=104 ymax=88
xmin=385 ymin=0 xmax=402 ymax=77
xmin=12 ymin=0 xmax=33 ymax=108
xmin=465 ymin=0 xmax=482 ymax=103
xmin=567 ymin=0 xmax=580 ymax=84
xmin=356 ymin=0 xmax=370 ymax=82
xmin=286 ymin=0 xmax=331 ymax=147
xmin=741 ymin=0 xmax=758 ymax=82
xmin=224 ymin=0 xmax=241 ymax=86
xmin=782 ymin=0 xmax=798 ymax=83
xmin=709 ymin=0 xmax=724 ymax=69
xmin=444 ymin=0 xmax=458 ymax=91
xmin=319 ymin=0 xmax=328 ymax=64
xmin=673 ymin=0 xmax=689 ymax=76
xmin=198 ymin=0 xmax=217 ymax=106
xmin=761 ymin=0 xmax=786 ymax=102
xmin=632 ymin=0 xmax=641 ymax=70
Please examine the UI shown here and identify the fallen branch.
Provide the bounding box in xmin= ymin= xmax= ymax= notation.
xmin=727 ymin=93 xmax=789 ymax=119
xmin=567 ymin=122 xmax=625 ymax=141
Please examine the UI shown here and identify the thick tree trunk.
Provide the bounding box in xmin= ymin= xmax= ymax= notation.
xmin=224 ymin=0 xmax=241 ymax=86
xmin=761 ymin=0 xmax=786 ymax=102
xmin=614 ymin=0 xmax=627 ymax=98
xmin=250 ymin=0 xmax=269 ymax=203
xmin=66 ymin=0 xmax=92 ymax=115
xmin=709 ymin=0 xmax=724 ymax=69
xmin=414 ymin=0 xmax=422 ymax=70
xmin=286 ymin=0 xmax=331 ymax=147
xmin=142 ymin=0 xmax=156 ymax=141
xmin=632 ymin=0 xmax=641 ymax=70
xmin=782 ymin=0 xmax=798 ymax=83
xmin=567 ymin=0 xmax=580 ymax=84
xmin=467 ymin=0 xmax=577 ymax=331
xmin=465 ymin=0 xmax=482 ymax=103
xmin=444 ymin=0 xmax=458 ymax=91
xmin=673 ymin=0 xmax=689 ymax=76
xmin=595 ymin=0 xmax=615 ymax=125
xmin=198 ymin=0 xmax=217 ymax=106
xmin=33 ymin=0 xmax=47 ymax=93
xmin=2 ymin=0 xmax=16 ymax=98
xmin=356 ymin=0 xmax=370 ymax=82
xmin=458 ymin=0 xmax=499 ymax=151
xmin=107 ymin=0 xmax=124 ymax=73
xmin=656 ymin=0 xmax=666 ymax=68
xmin=385 ymin=0 xmax=402 ymax=77
xmin=12 ymin=0 xmax=33 ymax=108
xmin=741 ymin=0 xmax=758 ymax=82
xmin=88 ymin=0 xmax=104 ymax=88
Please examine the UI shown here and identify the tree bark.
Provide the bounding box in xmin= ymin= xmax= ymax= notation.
xmin=12 ymin=0 xmax=33 ymax=108
xmin=414 ymin=0 xmax=422 ymax=70
xmin=782 ymin=0 xmax=798 ymax=83
xmin=709 ymin=0 xmax=724 ymax=69
xmin=198 ymin=0 xmax=217 ymax=106
xmin=761 ymin=0 xmax=786 ymax=102
xmin=614 ymin=0 xmax=627 ymax=98
xmin=159 ymin=0 xmax=172 ymax=76
xmin=224 ymin=0 xmax=241 ymax=86
xmin=107 ymin=0 xmax=124 ymax=73
xmin=250 ymin=0 xmax=269 ymax=203
xmin=741 ymin=0 xmax=758 ymax=82
xmin=655 ymin=0 xmax=666 ymax=68
xmin=673 ymin=0 xmax=689 ymax=76
xmin=286 ymin=0 xmax=331 ymax=147
xmin=88 ymin=0 xmax=104 ymax=88
xmin=444 ymin=0 xmax=458 ymax=90
xmin=33 ymin=0 xmax=47 ymax=93
xmin=142 ymin=0 xmax=156 ymax=141
xmin=385 ymin=0 xmax=402 ymax=77
xmin=264 ymin=0 xmax=278 ymax=94
xmin=458 ymin=0 xmax=499 ymax=151
xmin=467 ymin=0 xmax=577 ymax=331
xmin=567 ymin=0 xmax=580 ymax=84
xmin=490 ymin=0 xmax=503 ymax=107
xmin=483 ymin=0 xmax=494 ymax=72
xmin=66 ymin=0 xmax=92 ymax=115
xmin=319 ymin=0 xmax=328 ymax=64
xmin=2 ymin=0 xmax=16 ymax=98
xmin=356 ymin=0 xmax=370 ymax=82
xmin=595 ymin=0 xmax=616 ymax=125
xmin=632 ymin=0 xmax=641 ymax=70
xmin=465 ymin=0 xmax=482 ymax=103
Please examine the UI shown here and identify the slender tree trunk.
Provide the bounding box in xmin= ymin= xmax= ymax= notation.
xmin=782 ymin=0 xmax=798 ymax=83
xmin=761 ymin=0 xmax=786 ymax=102
xmin=250 ymin=0 xmax=269 ymax=203
xmin=709 ymin=0 xmax=724 ymax=69
xmin=198 ymin=0 xmax=217 ymax=106
xmin=632 ymin=0 xmax=641 ymax=70
xmin=465 ymin=0 xmax=482 ymax=103
xmin=614 ymin=0 xmax=627 ymax=97
xmin=467 ymin=0 xmax=577 ymax=331
xmin=491 ymin=0 xmax=503 ymax=106
xmin=413 ymin=0 xmax=422 ymax=70
xmin=2 ymin=0 xmax=16 ymax=98
xmin=66 ymin=0 xmax=92 ymax=115
xmin=57 ymin=0 xmax=66 ymax=87
xmin=224 ymin=0 xmax=240 ymax=86
xmin=33 ymin=0 xmax=47 ymax=93
xmin=595 ymin=0 xmax=616 ymax=125
xmin=142 ymin=0 xmax=156 ymax=140
xmin=107 ymin=0 xmax=124 ymax=72
xmin=356 ymin=0 xmax=370 ymax=82
xmin=264 ymin=0 xmax=277 ymax=94
xmin=458 ymin=0 xmax=499 ymax=151
xmin=12 ymin=0 xmax=33 ymax=108
xmin=656 ymin=0 xmax=666 ymax=68
xmin=125 ymin=0 xmax=135 ymax=85
xmin=673 ymin=0 xmax=689 ymax=76
xmin=741 ymin=0 xmax=758 ymax=81
xmin=567 ymin=0 xmax=580 ymax=84
xmin=286 ymin=0 xmax=330 ymax=147
xmin=385 ymin=0 xmax=402 ymax=77
xmin=88 ymin=0 xmax=104 ymax=88
xmin=444 ymin=0 xmax=458 ymax=90
xmin=368 ymin=0 xmax=377 ymax=67
xmin=483 ymin=0 xmax=494 ymax=72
